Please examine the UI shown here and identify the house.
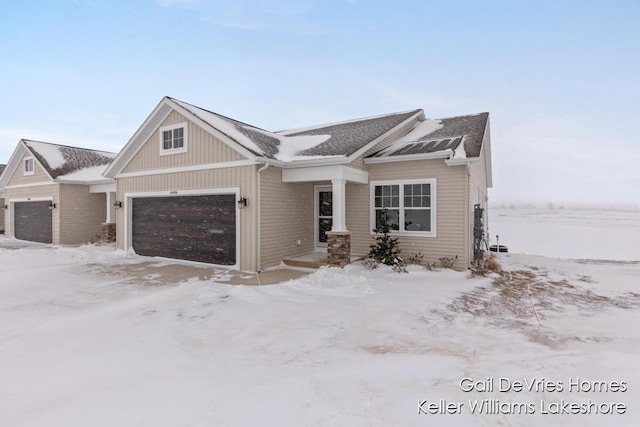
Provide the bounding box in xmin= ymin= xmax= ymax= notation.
xmin=104 ymin=96 xmax=492 ymax=271
xmin=0 ymin=140 xmax=117 ymax=245
xmin=0 ymin=164 xmax=5 ymax=234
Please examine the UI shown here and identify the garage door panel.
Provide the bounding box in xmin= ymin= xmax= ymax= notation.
xmin=14 ymin=201 xmax=53 ymax=244
xmin=132 ymin=195 xmax=236 ymax=265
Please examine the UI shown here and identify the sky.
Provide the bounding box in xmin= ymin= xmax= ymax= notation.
xmin=0 ymin=0 xmax=638 ymax=205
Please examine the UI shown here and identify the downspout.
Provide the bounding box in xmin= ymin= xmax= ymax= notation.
xmin=256 ymin=162 xmax=270 ymax=272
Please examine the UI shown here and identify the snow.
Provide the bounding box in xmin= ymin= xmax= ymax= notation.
xmin=56 ymin=165 xmax=111 ymax=183
xmin=2 ymin=208 xmax=640 ymax=426
xmin=453 ymin=137 xmax=467 ymax=159
xmin=393 ymin=118 xmax=443 ymax=144
xmin=25 ymin=140 xmax=66 ymax=169
xmin=490 ymin=207 xmax=640 ymax=261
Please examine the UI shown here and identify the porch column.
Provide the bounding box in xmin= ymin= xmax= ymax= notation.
xmin=331 ymin=179 xmax=346 ymax=231
xmin=328 ymin=179 xmax=350 ymax=267
xmin=102 ymin=191 xmax=117 ymax=243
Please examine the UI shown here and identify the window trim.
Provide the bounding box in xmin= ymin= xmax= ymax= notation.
xmin=159 ymin=122 xmax=188 ymax=156
xmin=369 ymin=178 xmax=437 ymax=237
xmin=23 ymin=156 xmax=35 ymax=176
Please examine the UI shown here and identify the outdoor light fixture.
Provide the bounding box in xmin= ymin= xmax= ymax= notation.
xmin=113 ymin=201 xmax=123 ymax=208
xmin=1 ymin=205 xmax=7 ymax=210
xmin=48 ymin=202 xmax=57 ymax=210
xmin=237 ymin=197 xmax=247 ymax=209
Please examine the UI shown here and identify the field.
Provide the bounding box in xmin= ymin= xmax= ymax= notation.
xmin=1 ymin=207 xmax=639 ymax=426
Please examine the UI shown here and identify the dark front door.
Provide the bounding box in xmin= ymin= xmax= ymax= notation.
xmin=316 ymin=188 xmax=332 ymax=246
xmin=14 ymin=201 xmax=53 ymax=244
xmin=131 ymin=194 xmax=236 ymax=265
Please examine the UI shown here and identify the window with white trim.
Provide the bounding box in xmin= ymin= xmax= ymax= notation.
xmin=159 ymin=123 xmax=187 ymax=155
xmin=24 ymin=157 xmax=34 ymax=175
xmin=371 ymin=179 xmax=436 ymax=236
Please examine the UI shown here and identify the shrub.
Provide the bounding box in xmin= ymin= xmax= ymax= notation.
xmin=438 ymin=256 xmax=458 ymax=269
xmin=470 ymin=253 xmax=502 ymax=277
xmin=367 ymin=208 xmax=406 ymax=273
xmin=406 ymin=252 xmax=424 ymax=266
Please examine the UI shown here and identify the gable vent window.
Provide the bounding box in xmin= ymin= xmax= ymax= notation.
xmin=159 ymin=123 xmax=188 ymax=155
xmin=24 ymin=157 xmax=35 ymax=175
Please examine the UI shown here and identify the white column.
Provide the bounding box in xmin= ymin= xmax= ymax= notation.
xmin=331 ymin=179 xmax=347 ymax=232
xmin=106 ymin=192 xmax=116 ymax=223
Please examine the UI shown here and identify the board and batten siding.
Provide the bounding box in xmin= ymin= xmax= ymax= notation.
xmin=347 ymin=158 xmax=468 ymax=270
xmin=116 ymin=165 xmax=258 ymax=271
xmin=4 ymin=184 xmax=61 ymax=244
xmin=259 ymin=166 xmax=314 ymax=269
xmin=59 ymin=184 xmax=106 ymax=245
xmin=121 ymin=110 xmax=245 ymax=174
xmin=6 ymin=151 xmax=52 ymax=187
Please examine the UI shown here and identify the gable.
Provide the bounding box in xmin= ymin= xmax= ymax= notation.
xmin=121 ymin=110 xmax=247 ymax=175
xmin=3 ymin=146 xmax=53 ymax=188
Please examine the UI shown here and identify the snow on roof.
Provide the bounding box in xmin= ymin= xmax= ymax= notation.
xmin=368 ymin=113 xmax=488 ymax=159
xmin=24 ymin=140 xmax=116 ymax=180
xmin=171 ymin=97 xmax=422 ymax=161
xmin=55 ymin=165 xmax=112 ymax=183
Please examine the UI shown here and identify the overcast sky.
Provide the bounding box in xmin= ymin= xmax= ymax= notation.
xmin=0 ymin=0 xmax=638 ymax=205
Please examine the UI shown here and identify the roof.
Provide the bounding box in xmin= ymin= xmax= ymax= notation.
xmin=0 ymin=164 xmax=5 ymax=177
xmin=172 ymin=97 xmax=421 ymax=161
xmin=24 ymin=140 xmax=116 ymax=182
xmin=368 ymin=113 xmax=489 ymax=159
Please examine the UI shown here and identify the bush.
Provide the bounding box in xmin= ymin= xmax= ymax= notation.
xmin=367 ymin=208 xmax=406 ymax=273
xmin=470 ymin=253 xmax=502 ymax=277
xmin=438 ymin=256 xmax=458 ymax=269
xmin=406 ymin=252 xmax=424 ymax=266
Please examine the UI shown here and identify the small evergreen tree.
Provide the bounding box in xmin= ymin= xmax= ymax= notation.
xmin=368 ymin=209 xmax=406 ymax=272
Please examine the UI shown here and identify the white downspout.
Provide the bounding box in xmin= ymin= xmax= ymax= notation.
xmin=256 ymin=162 xmax=270 ymax=272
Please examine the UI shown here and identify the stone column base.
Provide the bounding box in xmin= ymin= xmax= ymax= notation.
xmin=326 ymin=231 xmax=351 ymax=268
xmin=101 ymin=222 xmax=116 ymax=243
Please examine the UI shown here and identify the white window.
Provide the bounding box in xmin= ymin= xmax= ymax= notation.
xmin=159 ymin=122 xmax=187 ymax=155
xmin=370 ymin=179 xmax=436 ymax=236
xmin=24 ymin=157 xmax=34 ymax=175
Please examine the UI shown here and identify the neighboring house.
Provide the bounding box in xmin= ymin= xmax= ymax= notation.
xmin=0 ymin=164 xmax=5 ymax=233
xmin=104 ymin=96 xmax=492 ymax=271
xmin=0 ymin=140 xmax=117 ymax=245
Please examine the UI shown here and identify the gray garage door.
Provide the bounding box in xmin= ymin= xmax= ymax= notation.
xmin=131 ymin=194 xmax=237 ymax=265
xmin=14 ymin=201 xmax=53 ymax=244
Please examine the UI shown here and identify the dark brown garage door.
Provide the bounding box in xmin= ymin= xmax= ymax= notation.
xmin=14 ymin=201 xmax=53 ymax=244
xmin=131 ymin=194 xmax=237 ymax=265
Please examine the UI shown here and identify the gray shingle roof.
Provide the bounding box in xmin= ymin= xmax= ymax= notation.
xmin=24 ymin=140 xmax=116 ymax=179
xmin=369 ymin=112 xmax=488 ymax=159
xmin=0 ymin=164 xmax=5 ymax=178
xmin=278 ymin=110 xmax=421 ymax=157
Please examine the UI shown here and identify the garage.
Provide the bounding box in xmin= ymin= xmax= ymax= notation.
xmin=131 ymin=194 xmax=237 ymax=265
xmin=14 ymin=201 xmax=53 ymax=244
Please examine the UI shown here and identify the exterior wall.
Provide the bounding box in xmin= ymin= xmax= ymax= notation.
xmin=122 ymin=110 xmax=245 ymax=174
xmin=3 ymin=184 xmax=61 ymax=244
xmin=468 ymin=129 xmax=490 ymax=261
xmin=6 ymin=151 xmax=52 ymax=186
xmin=347 ymin=158 xmax=468 ymax=270
xmin=59 ymin=184 xmax=106 ymax=245
xmin=116 ymin=165 xmax=258 ymax=271
xmin=259 ymin=166 xmax=314 ymax=269
xmin=0 ymin=198 xmax=4 ymax=233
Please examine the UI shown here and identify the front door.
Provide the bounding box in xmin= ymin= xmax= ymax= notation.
xmin=315 ymin=187 xmax=333 ymax=247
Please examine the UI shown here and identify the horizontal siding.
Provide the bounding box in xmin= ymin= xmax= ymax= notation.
xmin=347 ymin=159 xmax=468 ymax=270
xmin=259 ymin=166 xmax=314 ymax=269
xmin=116 ymin=165 xmax=258 ymax=271
xmin=122 ymin=110 xmax=245 ymax=174
xmin=59 ymin=184 xmax=106 ymax=245
xmin=6 ymin=151 xmax=52 ymax=187
xmin=4 ymin=184 xmax=61 ymax=244
xmin=0 ymin=198 xmax=4 ymax=232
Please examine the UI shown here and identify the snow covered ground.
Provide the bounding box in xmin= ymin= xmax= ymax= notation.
xmin=1 ymin=208 xmax=639 ymax=426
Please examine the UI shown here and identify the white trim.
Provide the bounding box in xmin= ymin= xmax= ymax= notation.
xmin=56 ymin=178 xmax=115 ymax=186
xmin=90 ymin=182 xmax=117 ymax=193
xmin=369 ymin=178 xmax=437 ymax=238
xmin=23 ymin=156 xmax=35 ymax=176
xmin=445 ymin=157 xmax=480 ymax=166
xmin=331 ymin=179 xmax=347 ymax=232
xmin=159 ymin=122 xmax=188 ymax=156
xmin=8 ymin=197 xmax=54 ymax=241
xmin=363 ymin=150 xmax=453 ymax=164
xmin=124 ymin=187 xmax=241 ymax=270
xmin=282 ymin=165 xmax=368 ymax=183
xmin=116 ymin=160 xmax=257 ymax=179
xmin=314 ymin=185 xmax=332 ymax=248
xmin=5 ymin=182 xmax=57 ymax=190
